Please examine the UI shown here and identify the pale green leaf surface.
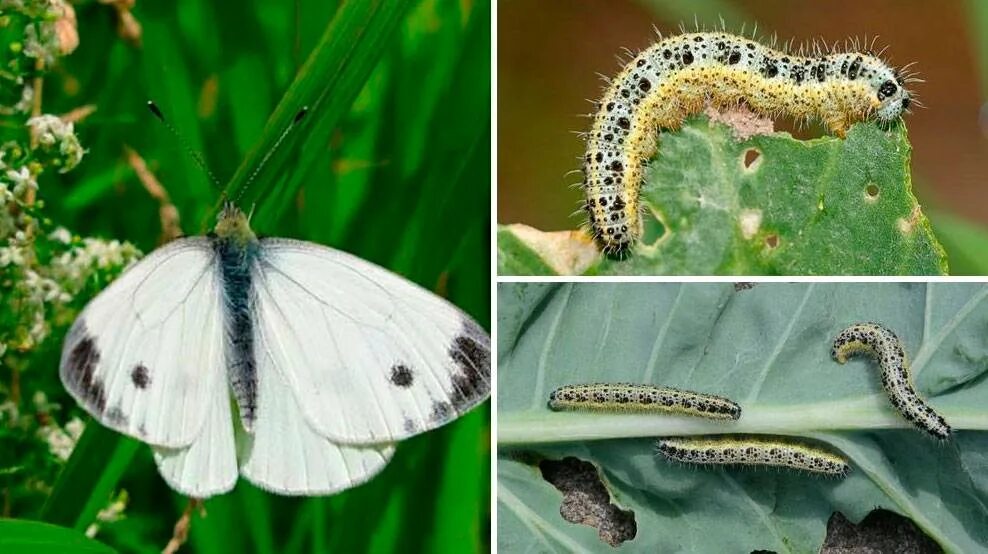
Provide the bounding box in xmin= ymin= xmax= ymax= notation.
xmin=497 ymin=283 xmax=988 ymax=552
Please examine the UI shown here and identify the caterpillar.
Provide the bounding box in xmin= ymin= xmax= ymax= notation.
xmin=548 ymin=383 xmax=741 ymax=420
xmin=831 ymin=322 xmax=951 ymax=440
xmin=656 ymin=435 xmax=850 ymax=477
xmin=582 ymin=30 xmax=916 ymax=255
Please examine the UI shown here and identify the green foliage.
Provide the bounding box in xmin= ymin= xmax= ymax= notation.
xmin=1 ymin=0 xmax=490 ymax=552
xmin=0 ymin=519 xmax=117 ymax=554
xmin=498 ymin=118 xmax=948 ymax=275
xmin=928 ymin=210 xmax=988 ymax=275
xmin=497 ymin=282 xmax=988 ymax=552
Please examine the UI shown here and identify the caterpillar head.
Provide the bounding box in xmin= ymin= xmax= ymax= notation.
xmin=870 ymin=62 xmax=912 ymax=122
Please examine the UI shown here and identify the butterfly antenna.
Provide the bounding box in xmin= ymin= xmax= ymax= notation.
xmin=234 ymin=106 xmax=310 ymax=205
xmin=146 ymin=101 xmax=222 ymax=189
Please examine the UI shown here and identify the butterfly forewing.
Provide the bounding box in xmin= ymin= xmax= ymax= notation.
xmin=251 ymin=239 xmax=491 ymax=445
xmin=59 ymin=239 xmax=226 ymax=448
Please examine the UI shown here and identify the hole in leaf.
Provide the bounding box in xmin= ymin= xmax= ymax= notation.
xmin=742 ymin=148 xmax=761 ymax=170
xmin=823 ymin=510 xmax=941 ymax=553
xmin=764 ymin=234 xmax=779 ymax=249
xmin=641 ymin=208 xmax=666 ymax=244
xmin=539 ymin=457 xmax=637 ymax=547
xmin=865 ymin=183 xmax=880 ymax=199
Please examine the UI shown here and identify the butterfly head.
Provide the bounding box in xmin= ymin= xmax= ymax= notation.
xmin=215 ymin=203 xmax=257 ymax=245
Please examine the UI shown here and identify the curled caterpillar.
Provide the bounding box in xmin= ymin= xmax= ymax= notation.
xmin=582 ymin=31 xmax=916 ymax=255
xmin=832 ymin=322 xmax=951 ymax=440
xmin=656 ymin=435 xmax=850 ymax=477
xmin=548 ymin=383 xmax=741 ymax=420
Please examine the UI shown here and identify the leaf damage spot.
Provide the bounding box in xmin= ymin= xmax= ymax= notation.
xmin=539 ymin=456 xmax=636 ymax=547
xmin=739 ymin=209 xmax=762 ymax=240
xmin=822 ymin=510 xmax=940 ymax=553
xmin=506 ymin=224 xmax=599 ymax=275
xmin=703 ymin=104 xmax=774 ymax=140
xmin=764 ymin=234 xmax=780 ymax=249
xmin=865 ymin=183 xmax=880 ymax=201
xmin=742 ymin=148 xmax=762 ymax=171
xmin=897 ymin=205 xmax=922 ymax=235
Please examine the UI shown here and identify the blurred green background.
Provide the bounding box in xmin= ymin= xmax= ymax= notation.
xmin=2 ymin=0 xmax=491 ymax=552
xmin=498 ymin=0 xmax=988 ymax=274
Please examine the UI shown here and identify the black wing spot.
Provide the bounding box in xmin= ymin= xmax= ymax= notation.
xmin=431 ymin=401 xmax=453 ymax=422
xmin=65 ymin=328 xmax=107 ymax=413
xmin=390 ymin=364 xmax=414 ymax=388
xmin=131 ymin=363 xmax=151 ymax=389
xmin=106 ymin=405 xmax=129 ymax=426
xmin=447 ymin=321 xmax=492 ymax=411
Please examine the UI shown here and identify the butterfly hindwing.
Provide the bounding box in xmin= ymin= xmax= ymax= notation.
xmin=152 ymin=387 xmax=238 ymax=498
xmin=239 ymin=343 xmax=395 ymax=495
xmin=59 ymin=238 xmax=226 ymax=448
xmin=251 ymin=238 xmax=491 ymax=445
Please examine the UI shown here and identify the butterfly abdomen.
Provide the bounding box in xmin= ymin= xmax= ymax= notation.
xmin=214 ymin=236 xmax=260 ymax=432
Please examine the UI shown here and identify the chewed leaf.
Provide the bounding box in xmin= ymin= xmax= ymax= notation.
xmin=497 ymin=282 xmax=988 ymax=552
xmin=498 ymin=118 xmax=947 ymax=276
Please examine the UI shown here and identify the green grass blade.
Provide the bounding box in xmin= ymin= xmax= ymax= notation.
xmin=39 ymin=424 xmax=139 ymax=530
xmin=222 ymin=0 xmax=412 ymax=224
xmin=0 ymin=519 xmax=118 ymax=554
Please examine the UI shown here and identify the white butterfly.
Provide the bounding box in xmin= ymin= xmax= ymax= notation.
xmin=59 ymin=204 xmax=490 ymax=497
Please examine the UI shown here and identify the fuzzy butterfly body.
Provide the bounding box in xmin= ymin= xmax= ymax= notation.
xmin=60 ymin=204 xmax=491 ymax=497
xmin=582 ymin=31 xmax=915 ymax=255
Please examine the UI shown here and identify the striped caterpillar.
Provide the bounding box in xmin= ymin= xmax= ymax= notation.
xmin=656 ymin=435 xmax=850 ymax=477
xmin=831 ymin=322 xmax=951 ymax=440
xmin=548 ymin=383 xmax=741 ymax=420
xmin=582 ymin=30 xmax=916 ymax=255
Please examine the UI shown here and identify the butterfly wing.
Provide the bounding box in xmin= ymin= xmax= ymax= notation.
xmin=239 ymin=342 xmax=394 ymax=494
xmin=59 ymin=238 xmax=226 ymax=448
xmin=250 ymin=238 xmax=490 ymax=445
xmin=152 ymin=388 xmax=238 ymax=498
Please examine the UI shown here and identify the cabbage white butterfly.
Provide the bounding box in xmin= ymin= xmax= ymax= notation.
xmin=59 ymin=203 xmax=490 ymax=497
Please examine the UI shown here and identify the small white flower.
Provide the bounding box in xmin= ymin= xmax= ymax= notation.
xmin=65 ymin=417 xmax=85 ymax=440
xmin=38 ymin=418 xmax=80 ymax=462
xmin=49 ymin=226 xmax=72 ymax=244
xmin=86 ymin=490 xmax=128 ymax=538
xmin=27 ymin=114 xmax=84 ymax=172
xmin=0 ymin=245 xmax=27 ymax=267
xmin=6 ymin=166 xmax=37 ymax=196
xmin=23 ymin=20 xmax=59 ymax=64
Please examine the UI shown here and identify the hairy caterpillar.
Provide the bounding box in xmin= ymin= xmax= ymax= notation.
xmin=832 ymin=322 xmax=951 ymax=440
xmin=656 ymin=435 xmax=850 ymax=477
xmin=548 ymin=383 xmax=741 ymax=420
xmin=582 ymin=30 xmax=916 ymax=255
